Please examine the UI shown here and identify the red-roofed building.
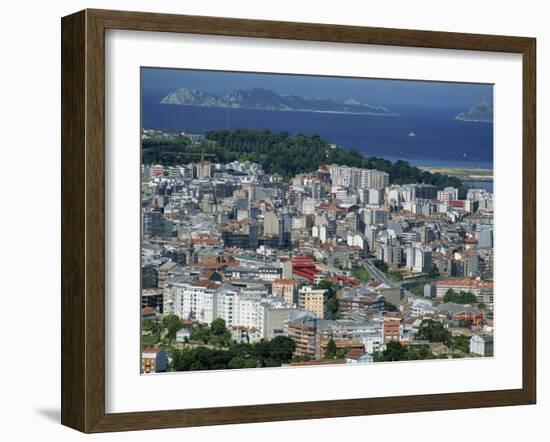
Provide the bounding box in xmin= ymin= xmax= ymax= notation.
xmin=383 ymin=312 xmax=403 ymax=342
xmin=434 ymin=278 xmax=494 ymax=306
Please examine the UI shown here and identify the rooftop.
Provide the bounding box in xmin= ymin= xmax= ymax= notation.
xmin=435 ymin=278 xmax=493 ymax=289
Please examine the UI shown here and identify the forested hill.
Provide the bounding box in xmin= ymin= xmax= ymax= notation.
xmin=141 ymin=128 xmax=464 ymax=190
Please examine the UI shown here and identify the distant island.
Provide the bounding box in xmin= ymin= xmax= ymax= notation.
xmin=455 ymin=100 xmax=493 ymax=123
xmin=160 ymin=87 xmax=399 ymax=116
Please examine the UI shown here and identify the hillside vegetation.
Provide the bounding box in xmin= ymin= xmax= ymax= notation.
xmin=142 ymin=128 xmax=465 ymax=191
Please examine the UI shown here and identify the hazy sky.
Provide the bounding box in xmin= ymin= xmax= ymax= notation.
xmin=141 ymin=67 xmax=493 ymax=111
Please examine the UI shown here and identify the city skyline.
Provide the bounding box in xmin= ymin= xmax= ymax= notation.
xmin=140 ymin=71 xmax=494 ymax=374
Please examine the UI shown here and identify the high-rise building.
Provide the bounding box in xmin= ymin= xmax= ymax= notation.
xmin=405 ymin=242 xmax=433 ymax=273
xmin=437 ymin=187 xmax=459 ymax=202
xmin=164 ymin=279 xmax=222 ymax=323
xmin=327 ymin=165 xmax=389 ymax=189
xmin=298 ymin=286 xmax=327 ymax=319
xmin=413 ymin=184 xmax=437 ymax=200
xmin=142 ymin=209 xmax=165 ymax=237
xmin=272 ymin=279 xmax=297 ymax=306
xmin=263 ymin=210 xmax=280 ymax=236
xmin=363 ymin=207 xmax=389 ymax=226
xmin=368 ymin=188 xmax=384 ymax=205
xmin=196 ymin=161 xmax=212 ymax=179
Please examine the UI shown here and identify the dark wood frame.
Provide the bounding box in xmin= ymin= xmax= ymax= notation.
xmin=61 ymin=8 xmax=536 ymax=433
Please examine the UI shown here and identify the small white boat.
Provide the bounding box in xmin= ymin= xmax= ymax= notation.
xmin=408 ymin=131 xmax=416 ymax=137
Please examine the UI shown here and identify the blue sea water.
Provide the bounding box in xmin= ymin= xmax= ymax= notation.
xmin=141 ymin=94 xmax=493 ymax=169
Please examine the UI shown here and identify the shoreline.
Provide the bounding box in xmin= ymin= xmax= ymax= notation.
xmin=160 ymin=102 xmax=400 ymax=117
xmin=419 ymin=166 xmax=493 ymax=182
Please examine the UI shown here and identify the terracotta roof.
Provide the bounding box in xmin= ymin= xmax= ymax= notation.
xmin=435 ymin=278 xmax=493 ymax=289
xmin=142 ymin=348 xmax=163 ymax=354
xmin=345 ymin=348 xmax=366 ymax=359
xmin=383 ymin=312 xmax=402 ymax=319
xmin=141 ymin=307 xmax=156 ymax=315
xmin=191 ymin=280 xmax=220 ymax=289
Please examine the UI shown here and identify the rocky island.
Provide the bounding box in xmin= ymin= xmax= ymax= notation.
xmin=455 ymin=100 xmax=493 ymax=123
xmin=160 ymin=87 xmax=399 ymax=116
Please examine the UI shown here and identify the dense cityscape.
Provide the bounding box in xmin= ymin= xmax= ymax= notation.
xmin=140 ymin=129 xmax=494 ymax=374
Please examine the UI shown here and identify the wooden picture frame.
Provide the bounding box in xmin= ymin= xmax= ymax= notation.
xmin=61 ymin=8 xmax=536 ymax=433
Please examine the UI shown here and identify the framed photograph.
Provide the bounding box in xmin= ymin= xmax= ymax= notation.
xmin=61 ymin=9 xmax=536 ymax=433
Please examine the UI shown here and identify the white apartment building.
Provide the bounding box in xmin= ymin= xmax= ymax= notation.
xmin=437 ymin=187 xmax=459 ymax=202
xmin=164 ymin=279 xmax=223 ymax=323
xmin=368 ymin=187 xmax=384 ymax=205
xmin=328 ymin=164 xmax=352 ymax=187
xmin=386 ymin=185 xmax=414 ymax=205
xmin=327 ymin=165 xmax=389 ymax=189
xmin=470 ymin=334 xmax=494 ymax=356
xmin=410 ymin=298 xmax=434 ymax=317
xmin=347 ymin=232 xmax=368 ymax=251
xmin=165 ymin=280 xmax=284 ymax=337
xmin=405 ymin=242 xmax=433 ymax=273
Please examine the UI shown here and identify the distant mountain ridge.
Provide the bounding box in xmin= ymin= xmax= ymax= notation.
xmin=455 ymin=100 xmax=493 ymax=123
xmin=160 ymin=87 xmax=399 ymax=116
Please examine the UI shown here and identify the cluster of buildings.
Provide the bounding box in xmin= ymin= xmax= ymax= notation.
xmin=141 ymin=155 xmax=494 ymax=371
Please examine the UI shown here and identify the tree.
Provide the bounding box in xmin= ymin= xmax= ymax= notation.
xmin=452 ymin=334 xmax=471 ymax=354
xmin=372 ymin=259 xmax=389 ymax=273
xmin=315 ymin=280 xmax=339 ymax=320
xmin=210 ymin=318 xmax=228 ymax=336
xmin=144 ymin=128 xmax=465 ymax=189
xmin=143 ymin=319 xmax=162 ymax=343
xmin=227 ymin=356 xmax=245 ymax=369
xmin=415 ymin=319 xmax=452 ymax=347
xmin=162 ymin=314 xmax=182 ymax=344
xmin=410 ymin=284 xmax=425 ymax=296
xmin=143 ymin=319 xmax=161 ymax=337
xmin=335 ymin=345 xmax=352 ymax=359
xmin=381 ymin=341 xmax=408 ymax=362
xmin=427 ymin=264 xmax=440 ymax=279
xmin=388 ymin=271 xmax=403 ymax=282
xmin=209 ymin=319 xmax=232 ymax=347
xmin=443 ymin=289 xmax=478 ymax=304
xmin=142 ymin=319 xmax=154 ymax=331
xmin=267 ymin=336 xmax=296 ymax=364
xmin=352 ymin=266 xmax=370 ymax=282
xmin=324 ymin=338 xmax=338 ymax=359
xmin=170 ymin=335 xmax=295 ymax=372
xmin=190 ymin=323 xmax=211 ymax=344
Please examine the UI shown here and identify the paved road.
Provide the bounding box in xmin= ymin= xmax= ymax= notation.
xmin=363 ymin=260 xmax=397 ymax=287
xmin=363 ymin=259 xmax=418 ymax=300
